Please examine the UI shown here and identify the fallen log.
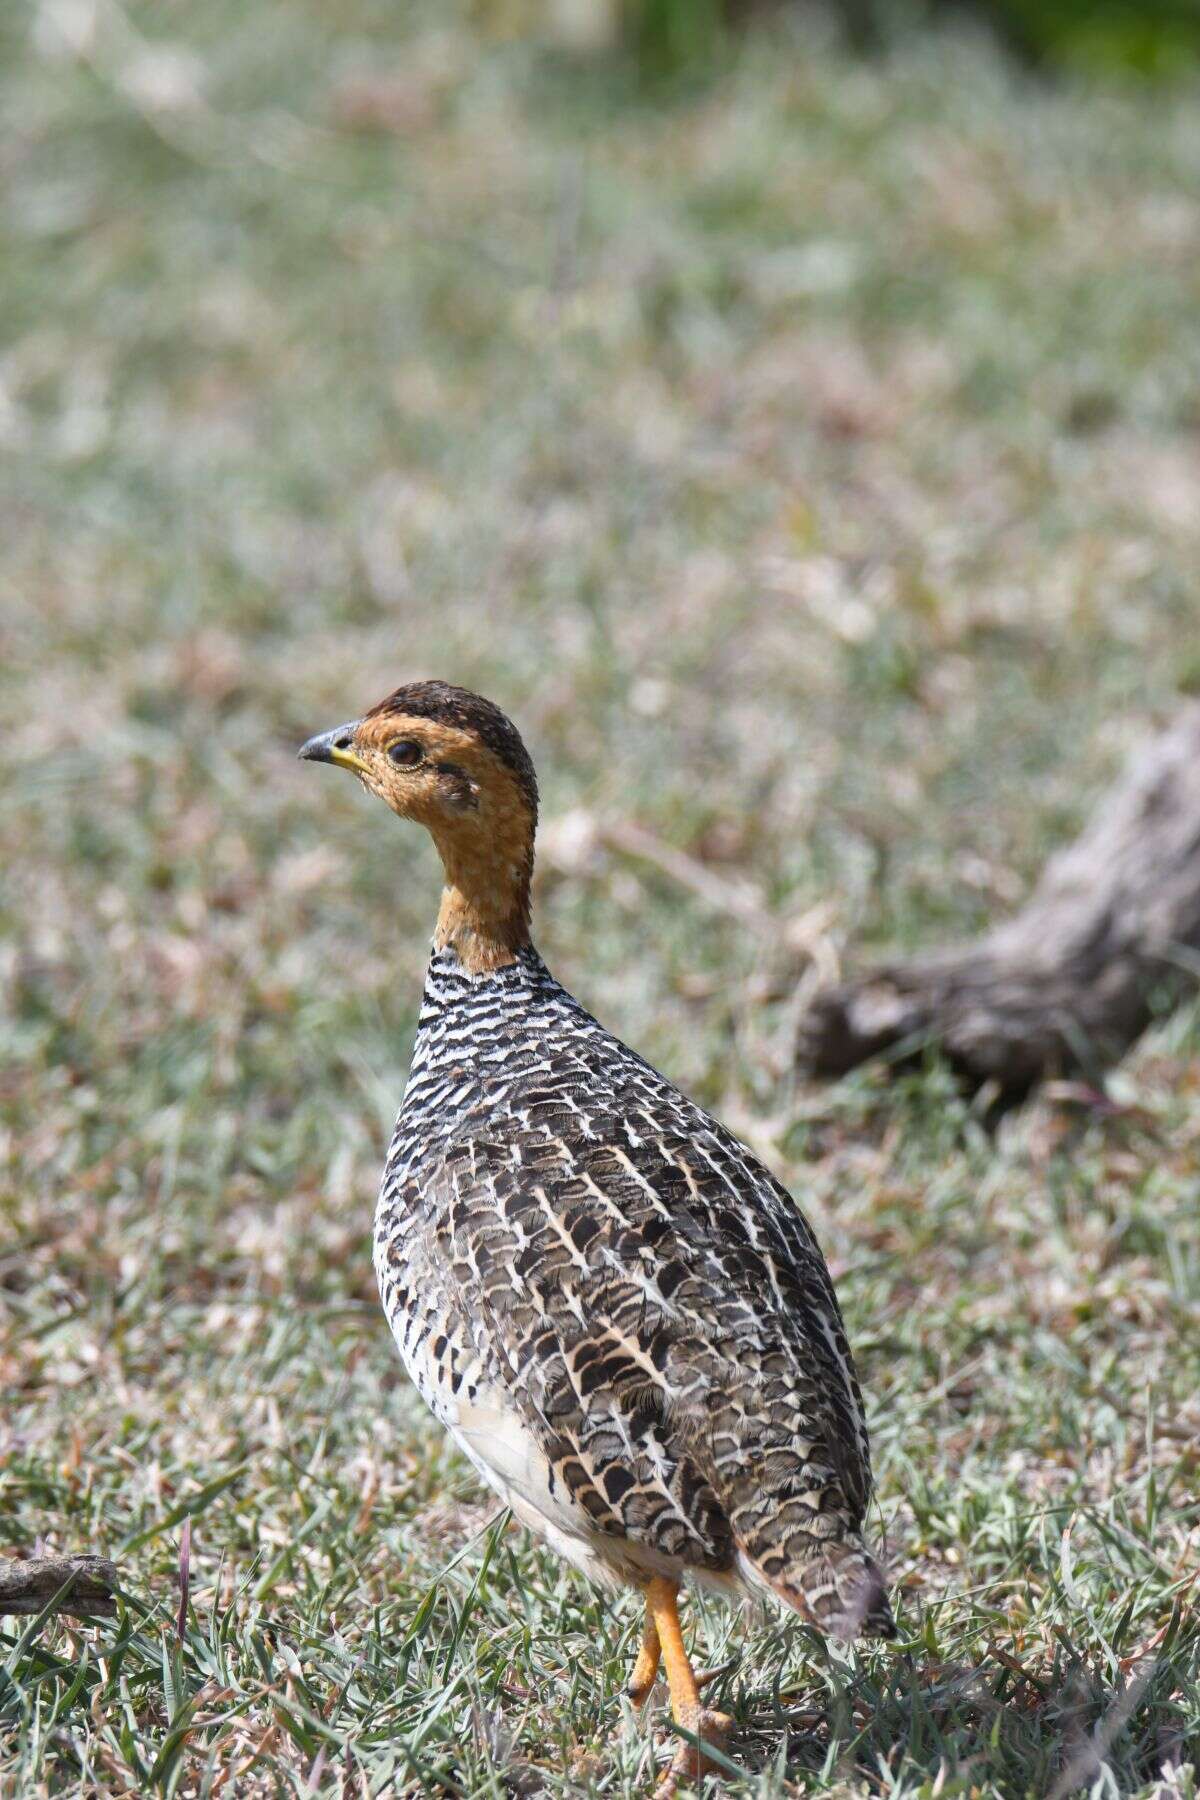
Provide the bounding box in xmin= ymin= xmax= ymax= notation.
xmin=797 ymin=705 xmax=1200 ymax=1102
xmin=0 ymin=1554 xmax=120 ymax=1619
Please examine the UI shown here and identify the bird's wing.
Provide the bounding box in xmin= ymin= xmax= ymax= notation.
xmin=412 ymin=1082 xmax=873 ymax=1578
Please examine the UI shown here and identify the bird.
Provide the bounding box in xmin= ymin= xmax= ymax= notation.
xmin=299 ymin=680 xmax=894 ymax=1787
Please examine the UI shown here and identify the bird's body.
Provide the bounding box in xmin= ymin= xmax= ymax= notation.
xmin=377 ymin=942 xmax=887 ymax=1630
xmin=300 ymin=681 xmax=892 ymax=1784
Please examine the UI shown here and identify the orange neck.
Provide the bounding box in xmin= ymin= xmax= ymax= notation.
xmin=431 ymin=829 xmax=534 ymax=975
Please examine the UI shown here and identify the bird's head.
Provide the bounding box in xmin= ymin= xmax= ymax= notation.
xmin=299 ymin=680 xmax=539 ymax=972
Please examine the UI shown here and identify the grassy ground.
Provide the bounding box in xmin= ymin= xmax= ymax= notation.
xmin=3 ymin=2 xmax=1200 ymax=1793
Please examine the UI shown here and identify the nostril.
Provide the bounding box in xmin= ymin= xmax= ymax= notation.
xmin=333 ymin=733 xmax=353 ymax=750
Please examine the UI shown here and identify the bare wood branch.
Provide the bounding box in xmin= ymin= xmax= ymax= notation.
xmin=797 ymin=705 xmax=1200 ymax=1100
xmin=600 ymin=819 xmax=770 ymax=933
xmin=0 ymin=1555 xmax=120 ymax=1619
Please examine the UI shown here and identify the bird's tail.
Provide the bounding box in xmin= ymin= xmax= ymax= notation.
xmin=738 ymin=1537 xmax=896 ymax=1643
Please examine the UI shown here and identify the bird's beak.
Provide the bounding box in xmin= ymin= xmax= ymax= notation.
xmin=297 ymin=721 xmax=369 ymax=775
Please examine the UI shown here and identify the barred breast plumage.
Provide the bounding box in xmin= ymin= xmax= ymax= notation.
xmin=300 ymin=679 xmax=893 ymax=1786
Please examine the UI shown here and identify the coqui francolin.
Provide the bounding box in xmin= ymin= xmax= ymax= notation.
xmin=299 ymin=681 xmax=894 ymax=1788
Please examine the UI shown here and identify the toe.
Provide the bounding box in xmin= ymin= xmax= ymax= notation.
xmin=693 ymin=1659 xmax=737 ymax=1694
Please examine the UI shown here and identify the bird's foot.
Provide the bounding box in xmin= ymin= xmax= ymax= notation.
xmin=656 ymin=1707 xmax=735 ymax=1795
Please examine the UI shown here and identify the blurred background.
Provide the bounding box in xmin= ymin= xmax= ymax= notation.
xmin=3 ymin=2 xmax=1200 ymax=1793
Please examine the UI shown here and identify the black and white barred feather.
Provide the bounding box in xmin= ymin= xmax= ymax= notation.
xmin=374 ymin=945 xmax=894 ymax=1639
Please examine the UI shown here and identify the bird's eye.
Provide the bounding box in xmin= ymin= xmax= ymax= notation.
xmin=387 ymin=739 xmax=423 ymax=768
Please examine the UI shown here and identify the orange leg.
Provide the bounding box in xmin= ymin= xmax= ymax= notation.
xmin=642 ymin=1577 xmax=734 ymax=1793
xmin=628 ymin=1602 xmax=662 ymax=1706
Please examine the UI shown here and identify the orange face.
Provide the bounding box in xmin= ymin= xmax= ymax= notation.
xmin=302 ymin=706 xmax=528 ymax=838
xmin=368 ymin=710 xmax=533 ymax=851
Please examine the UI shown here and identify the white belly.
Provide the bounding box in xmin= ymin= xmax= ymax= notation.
xmin=398 ymin=1333 xmax=693 ymax=1590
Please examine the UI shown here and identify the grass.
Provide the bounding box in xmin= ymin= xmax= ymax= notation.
xmin=3 ymin=1 xmax=1200 ymax=1793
